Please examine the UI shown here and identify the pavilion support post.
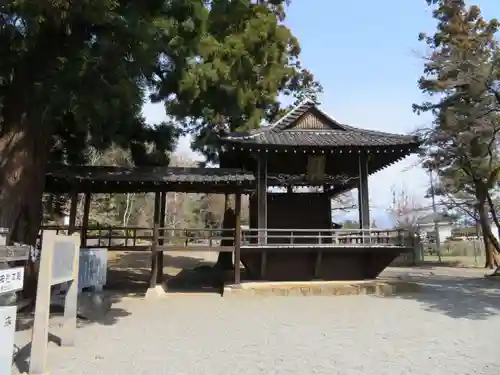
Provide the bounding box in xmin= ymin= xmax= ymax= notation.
xmin=157 ymin=192 xmax=167 ymax=285
xmin=357 ymin=153 xmax=370 ymax=243
xmin=234 ymin=192 xmax=242 ymax=285
xmin=80 ymin=192 xmax=92 ymax=248
xmin=257 ymin=152 xmax=268 ymax=245
xmin=146 ymin=192 xmax=166 ymax=299
xmin=68 ymin=190 xmax=78 ymax=235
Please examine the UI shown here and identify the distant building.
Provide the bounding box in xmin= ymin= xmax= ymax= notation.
xmin=416 ymin=213 xmax=455 ymax=242
xmin=452 ymin=222 xmax=499 ymax=241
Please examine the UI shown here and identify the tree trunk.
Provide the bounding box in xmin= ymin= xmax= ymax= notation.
xmin=487 ymin=192 xmax=500 ymax=240
xmin=0 ymin=23 xmax=89 ymax=301
xmin=0 ymin=112 xmax=53 ymax=298
xmin=476 ymin=195 xmax=500 ymax=268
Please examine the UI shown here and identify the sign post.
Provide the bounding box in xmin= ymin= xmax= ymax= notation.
xmin=0 ymin=305 xmax=16 ymax=375
xmin=0 ymin=226 xmax=30 ymax=375
xmin=29 ymin=231 xmax=80 ymax=375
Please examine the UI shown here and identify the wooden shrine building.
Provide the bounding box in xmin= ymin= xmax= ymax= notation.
xmin=217 ymin=99 xmax=420 ymax=281
xmin=42 ymin=99 xmax=420 ymax=289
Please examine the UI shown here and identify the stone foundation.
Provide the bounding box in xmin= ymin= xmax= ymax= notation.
xmin=223 ymin=279 xmax=421 ymax=297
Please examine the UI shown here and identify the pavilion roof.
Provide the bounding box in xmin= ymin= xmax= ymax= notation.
xmin=221 ymin=99 xmax=419 ymax=149
xmin=45 ymin=165 xmax=255 ymax=194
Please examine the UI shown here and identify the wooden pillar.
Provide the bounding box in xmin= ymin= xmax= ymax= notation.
xmin=149 ymin=192 xmax=161 ymax=289
xmin=357 ymin=153 xmax=370 ymax=231
xmin=234 ymin=192 xmax=242 ymax=285
xmin=68 ymin=190 xmax=78 ymax=235
xmin=81 ymin=192 xmax=92 ymax=248
xmin=257 ymin=152 xmax=268 ymax=244
xmin=157 ymin=192 xmax=167 ymax=284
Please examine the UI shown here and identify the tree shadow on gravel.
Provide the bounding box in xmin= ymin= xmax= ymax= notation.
xmin=16 ymin=304 xmax=131 ymax=332
xmin=106 ymin=251 xmax=221 ymax=294
xmin=12 ymin=306 xmax=131 ymax=374
xmin=387 ymin=275 xmax=500 ymax=320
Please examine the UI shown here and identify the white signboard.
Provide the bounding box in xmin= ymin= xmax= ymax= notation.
xmin=0 ymin=306 xmax=16 ymax=375
xmin=0 ymin=267 xmax=24 ymax=295
xmin=30 ymin=231 xmax=80 ymax=375
xmin=51 ymin=238 xmax=77 ymax=285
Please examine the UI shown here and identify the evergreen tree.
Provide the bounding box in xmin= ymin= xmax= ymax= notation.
xmin=150 ymin=0 xmax=323 ymax=161
xmin=0 ymin=0 xmax=320 ymax=247
xmin=414 ymin=0 xmax=500 ymax=267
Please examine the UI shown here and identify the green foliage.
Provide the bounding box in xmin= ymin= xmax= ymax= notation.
xmin=415 ymin=0 xmax=500 ymax=265
xmin=0 ymin=0 xmax=182 ymax=168
xmin=1 ymin=0 xmax=319 ymax=165
xmin=414 ymin=0 xmax=500 ymax=204
xmin=1 ymin=0 xmax=320 ymax=247
xmin=149 ymin=0 xmax=323 ymax=161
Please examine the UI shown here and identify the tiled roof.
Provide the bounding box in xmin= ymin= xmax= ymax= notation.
xmin=416 ymin=213 xmax=455 ymax=225
xmin=228 ymin=129 xmax=416 ymax=147
xmin=223 ymin=99 xmax=419 ymax=148
xmin=45 ymin=165 xmax=255 ymax=193
xmin=46 ymin=165 xmax=254 ymax=184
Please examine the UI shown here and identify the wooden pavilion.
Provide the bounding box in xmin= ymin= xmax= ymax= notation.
xmin=43 ymin=166 xmax=254 ymax=290
xmin=218 ymin=99 xmax=420 ymax=281
xmin=41 ymin=99 xmax=420 ymax=291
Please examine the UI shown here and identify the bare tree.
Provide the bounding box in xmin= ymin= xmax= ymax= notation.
xmin=387 ymin=185 xmax=426 ymax=230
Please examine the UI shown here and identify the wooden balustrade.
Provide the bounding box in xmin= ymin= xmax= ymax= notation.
xmin=156 ymin=228 xmax=237 ymax=252
xmin=39 ymin=225 xmax=415 ymax=251
xmin=38 ymin=225 xmax=153 ymax=250
xmin=240 ymin=228 xmax=413 ymax=247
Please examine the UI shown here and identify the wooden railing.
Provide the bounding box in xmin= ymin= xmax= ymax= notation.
xmin=156 ymin=228 xmax=237 ymax=252
xmin=38 ymin=225 xmax=154 ymax=250
xmin=39 ymin=225 xmax=415 ymax=251
xmin=240 ymin=228 xmax=414 ymax=248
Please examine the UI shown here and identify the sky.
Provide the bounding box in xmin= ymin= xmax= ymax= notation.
xmin=141 ymin=0 xmax=500 ymax=228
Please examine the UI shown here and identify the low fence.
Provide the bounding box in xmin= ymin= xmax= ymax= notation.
xmin=38 ymin=225 xmax=153 ymax=250
xmin=40 ymin=225 xmax=415 ymax=251
xmin=240 ymin=228 xmax=414 ymax=247
xmin=390 ymin=237 xmax=487 ymax=267
xmin=429 ymin=238 xmax=485 ymax=266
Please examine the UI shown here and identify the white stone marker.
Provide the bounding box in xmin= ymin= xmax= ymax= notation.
xmin=0 ymin=305 xmax=16 ymax=375
xmin=29 ymin=231 xmax=80 ymax=375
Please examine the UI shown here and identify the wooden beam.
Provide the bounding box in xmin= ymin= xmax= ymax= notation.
xmin=156 ymin=245 xmax=235 ymax=252
xmin=149 ymin=192 xmax=161 ymax=289
xmin=45 ymin=180 xmax=254 ymax=195
xmin=68 ymin=190 xmax=78 ymax=234
xmin=80 ymin=192 xmax=92 ymax=247
xmin=234 ymin=192 xmax=242 ymax=285
xmin=157 ymin=192 xmax=167 ymax=284
xmin=257 ymin=152 xmax=268 ymax=244
xmin=358 ymin=153 xmax=370 ymax=231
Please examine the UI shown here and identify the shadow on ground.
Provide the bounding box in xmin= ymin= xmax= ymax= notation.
xmin=11 ymin=251 xmax=209 ymax=374
xmin=106 ymin=251 xmax=223 ymax=294
xmin=387 ymin=272 xmax=500 ymax=320
xmin=13 ymin=304 xmax=131 ymax=373
xmin=12 ymin=333 xmax=60 ymax=373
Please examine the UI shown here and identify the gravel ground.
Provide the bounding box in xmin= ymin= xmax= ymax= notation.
xmin=12 ymin=267 xmax=500 ymax=375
